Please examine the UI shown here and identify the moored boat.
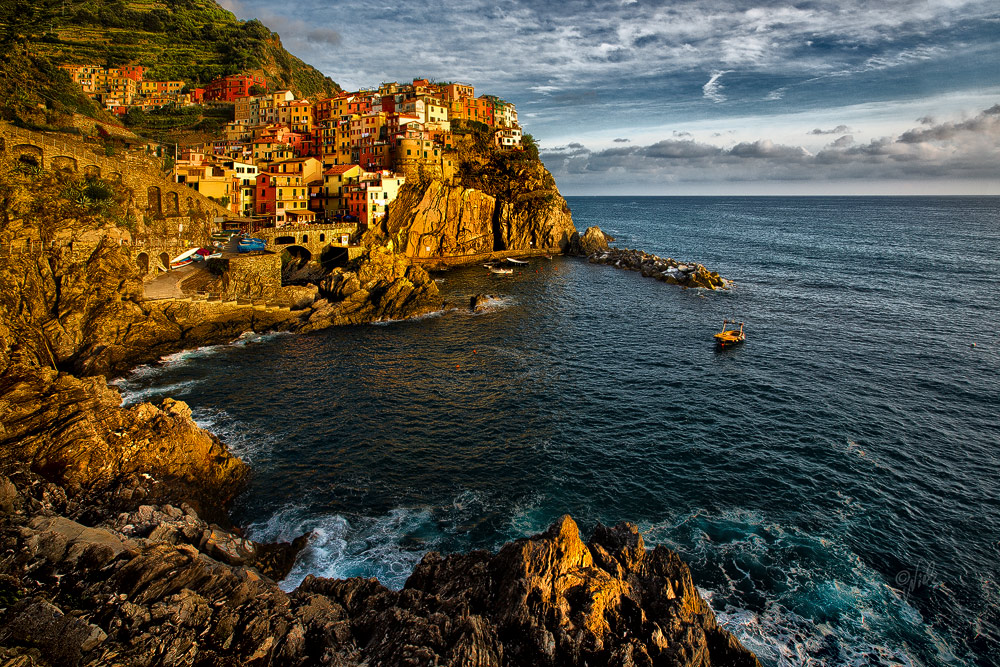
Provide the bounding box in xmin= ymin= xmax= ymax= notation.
xmin=713 ymin=319 xmax=745 ymax=347
xmin=490 ymin=267 xmax=514 ymax=275
xmin=237 ymin=237 xmax=267 ymax=253
xmin=506 ymin=257 xmax=528 ymax=264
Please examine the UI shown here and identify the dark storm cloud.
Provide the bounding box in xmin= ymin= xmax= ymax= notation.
xmin=304 ymin=28 xmax=341 ymax=46
xmin=810 ymin=125 xmax=853 ymax=135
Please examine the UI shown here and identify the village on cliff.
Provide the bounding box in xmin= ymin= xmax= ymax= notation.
xmin=60 ymin=66 xmax=525 ymax=230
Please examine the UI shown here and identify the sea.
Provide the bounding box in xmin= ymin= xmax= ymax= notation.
xmin=113 ymin=196 xmax=1000 ymax=667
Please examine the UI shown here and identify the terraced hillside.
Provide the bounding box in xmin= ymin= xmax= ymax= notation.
xmin=0 ymin=0 xmax=339 ymax=100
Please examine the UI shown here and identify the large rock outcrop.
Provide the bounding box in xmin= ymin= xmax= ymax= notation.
xmin=307 ymin=244 xmax=444 ymax=327
xmin=0 ymin=362 xmax=247 ymax=520
xmin=371 ymin=155 xmax=577 ymax=265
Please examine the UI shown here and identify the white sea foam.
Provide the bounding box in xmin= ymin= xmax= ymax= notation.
xmin=247 ymin=505 xmax=439 ymax=592
xmin=646 ymin=510 xmax=928 ymax=667
xmin=466 ymin=295 xmax=514 ymax=314
xmin=110 ymin=330 xmax=293 ymax=405
xmin=113 ymin=379 xmax=203 ymax=406
xmin=191 ymin=407 xmax=275 ymax=463
xmin=371 ymin=309 xmax=449 ymax=325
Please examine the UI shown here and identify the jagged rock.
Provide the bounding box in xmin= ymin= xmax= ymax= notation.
xmin=0 ymin=363 xmax=248 ymax=519
xmin=307 ymin=244 xmax=443 ymax=327
xmin=0 ymin=597 xmax=107 ymax=667
xmin=577 ymin=226 xmax=611 ymax=255
xmin=470 ymin=294 xmax=494 ymax=312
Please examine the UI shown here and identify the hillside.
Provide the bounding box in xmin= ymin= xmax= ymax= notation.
xmin=0 ymin=0 xmax=339 ymax=100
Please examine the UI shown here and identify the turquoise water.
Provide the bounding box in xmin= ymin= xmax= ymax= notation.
xmin=115 ymin=197 xmax=1000 ymax=666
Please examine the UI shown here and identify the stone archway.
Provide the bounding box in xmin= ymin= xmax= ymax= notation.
xmin=166 ymin=191 xmax=179 ymax=215
xmin=281 ymin=245 xmax=312 ymax=270
xmin=147 ymin=186 xmax=162 ymax=215
xmin=51 ymin=155 xmax=78 ymax=172
xmin=12 ymin=144 xmax=42 ymax=168
xmin=136 ymin=252 xmax=149 ymax=274
xmin=158 ymin=252 xmax=170 ymax=271
xmin=274 ymin=235 xmax=296 ymax=245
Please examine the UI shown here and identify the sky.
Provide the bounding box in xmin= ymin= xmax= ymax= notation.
xmin=217 ymin=0 xmax=1000 ymax=195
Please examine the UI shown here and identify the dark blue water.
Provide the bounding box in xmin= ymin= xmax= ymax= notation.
xmin=114 ymin=197 xmax=1000 ymax=667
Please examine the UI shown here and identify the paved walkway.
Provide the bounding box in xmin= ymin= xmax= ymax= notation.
xmin=144 ymin=264 xmax=207 ymax=300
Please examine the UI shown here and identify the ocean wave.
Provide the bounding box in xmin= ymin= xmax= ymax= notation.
xmin=646 ymin=510 xmax=934 ymax=667
xmin=246 ymin=505 xmax=439 ymax=592
xmin=112 ymin=378 xmax=203 ymax=406
xmin=466 ymin=295 xmax=515 ymax=314
xmin=371 ymin=308 xmax=449 ymax=325
xmin=191 ymin=406 xmax=275 ymax=463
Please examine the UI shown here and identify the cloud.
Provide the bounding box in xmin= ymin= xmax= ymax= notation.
xmin=641 ymin=139 xmax=721 ymax=159
xmin=702 ymin=70 xmax=730 ymax=103
xmin=613 ymin=138 xmax=630 ymax=143
xmin=898 ymin=105 xmax=1000 ymax=143
xmin=541 ymin=104 xmax=1000 ymax=185
xmin=304 ymin=27 xmax=342 ymax=46
xmin=810 ymin=125 xmax=853 ymax=135
xmin=764 ymin=88 xmax=786 ymax=101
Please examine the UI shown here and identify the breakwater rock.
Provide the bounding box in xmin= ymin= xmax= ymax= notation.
xmin=590 ymin=247 xmax=732 ymax=290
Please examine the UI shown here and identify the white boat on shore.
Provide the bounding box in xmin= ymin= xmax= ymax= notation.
xmin=169 ymin=247 xmax=200 ymax=269
xmin=506 ymin=257 xmax=528 ymax=264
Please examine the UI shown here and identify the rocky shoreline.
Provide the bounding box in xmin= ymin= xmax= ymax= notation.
xmin=1 ymin=455 xmax=760 ymax=666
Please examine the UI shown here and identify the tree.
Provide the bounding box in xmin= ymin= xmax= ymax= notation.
xmin=522 ymin=133 xmax=539 ymax=161
xmin=123 ymin=107 xmax=148 ymax=127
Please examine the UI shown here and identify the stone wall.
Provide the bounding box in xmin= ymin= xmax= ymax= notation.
xmin=0 ymin=123 xmax=233 ymax=243
xmin=217 ymin=253 xmax=281 ymax=300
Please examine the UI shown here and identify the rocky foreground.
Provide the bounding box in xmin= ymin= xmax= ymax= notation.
xmin=0 ymin=450 xmax=759 ymax=666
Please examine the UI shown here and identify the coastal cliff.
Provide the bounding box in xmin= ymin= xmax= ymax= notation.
xmin=370 ymin=125 xmax=577 ymax=265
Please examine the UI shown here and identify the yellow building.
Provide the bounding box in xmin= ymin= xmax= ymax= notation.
xmin=322 ymin=164 xmax=362 ymax=216
xmin=278 ymin=100 xmax=314 ymax=134
xmin=272 ymin=172 xmax=312 ymax=226
xmin=364 ymin=173 xmax=405 ymax=222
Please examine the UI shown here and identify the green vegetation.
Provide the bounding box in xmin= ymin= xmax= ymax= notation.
xmin=0 ymin=0 xmax=339 ymax=99
xmin=0 ymin=47 xmax=111 ymax=128
xmin=450 ymin=120 xmax=552 ymax=200
xmin=0 ymin=164 xmax=135 ymax=241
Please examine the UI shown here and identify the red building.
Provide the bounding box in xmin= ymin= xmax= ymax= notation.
xmin=255 ymin=172 xmax=277 ymax=216
xmin=204 ymin=73 xmax=267 ymax=102
xmin=190 ymin=88 xmax=205 ymax=104
xmin=117 ymin=65 xmax=146 ymax=82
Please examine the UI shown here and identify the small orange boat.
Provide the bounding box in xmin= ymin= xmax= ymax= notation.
xmin=714 ymin=319 xmax=745 ymax=347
